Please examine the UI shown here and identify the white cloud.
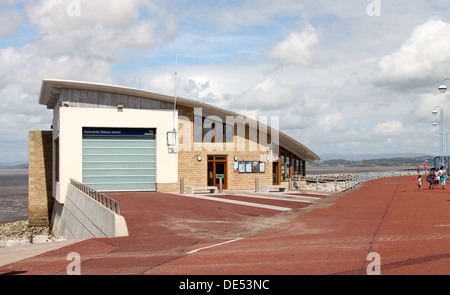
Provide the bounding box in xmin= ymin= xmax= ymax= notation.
xmin=377 ymin=19 xmax=450 ymax=88
xmin=373 ymin=120 xmax=407 ymax=136
xmin=269 ymin=25 xmax=319 ymax=66
xmin=318 ymin=113 xmax=349 ymax=133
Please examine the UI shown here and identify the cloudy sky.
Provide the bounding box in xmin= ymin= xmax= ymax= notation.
xmin=2 ymin=0 xmax=450 ymax=163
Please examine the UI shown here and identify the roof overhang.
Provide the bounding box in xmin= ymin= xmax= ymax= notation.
xmin=39 ymin=78 xmax=320 ymax=162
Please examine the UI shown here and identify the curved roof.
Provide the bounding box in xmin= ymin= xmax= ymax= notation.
xmin=39 ymin=78 xmax=320 ymax=162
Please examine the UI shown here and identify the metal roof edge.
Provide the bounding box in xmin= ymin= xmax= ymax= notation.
xmin=38 ymin=79 xmax=320 ymax=162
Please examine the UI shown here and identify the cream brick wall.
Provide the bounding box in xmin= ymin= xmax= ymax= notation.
xmin=28 ymin=131 xmax=54 ymax=227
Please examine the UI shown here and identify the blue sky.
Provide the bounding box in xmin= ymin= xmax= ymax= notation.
xmin=2 ymin=0 xmax=450 ymax=163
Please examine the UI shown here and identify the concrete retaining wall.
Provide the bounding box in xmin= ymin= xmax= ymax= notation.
xmin=51 ymin=184 xmax=128 ymax=239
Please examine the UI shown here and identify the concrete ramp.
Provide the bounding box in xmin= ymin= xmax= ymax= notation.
xmin=50 ymin=184 xmax=128 ymax=239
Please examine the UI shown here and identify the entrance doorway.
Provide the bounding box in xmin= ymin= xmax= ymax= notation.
xmin=273 ymin=162 xmax=280 ymax=185
xmin=207 ymin=155 xmax=228 ymax=190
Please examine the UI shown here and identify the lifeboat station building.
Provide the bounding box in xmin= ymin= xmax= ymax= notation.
xmin=35 ymin=79 xmax=319 ymax=212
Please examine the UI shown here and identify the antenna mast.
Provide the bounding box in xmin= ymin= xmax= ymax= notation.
xmin=166 ymin=54 xmax=178 ymax=153
xmin=173 ymin=54 xmax=178 ymax=131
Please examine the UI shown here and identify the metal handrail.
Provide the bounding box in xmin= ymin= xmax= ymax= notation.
xmin=297 ymin=168 xmax=417 ymax=192
xmin=70 ymin=179 xmax=121 ymax=215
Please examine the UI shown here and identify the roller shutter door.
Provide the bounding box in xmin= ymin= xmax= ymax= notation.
xmin=82 ymin=127 xmax=156 ymax=191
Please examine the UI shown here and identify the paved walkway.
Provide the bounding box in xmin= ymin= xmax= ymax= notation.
xmin=0 ymin=176 xmax=449 ymax=275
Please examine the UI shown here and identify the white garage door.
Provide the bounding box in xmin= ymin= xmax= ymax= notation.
xmin=82 ymin=127 xmax=156 ymax=192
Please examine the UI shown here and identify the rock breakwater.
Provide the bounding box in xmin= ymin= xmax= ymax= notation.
xmin=0 ymin=220 xmax=65 ymax=247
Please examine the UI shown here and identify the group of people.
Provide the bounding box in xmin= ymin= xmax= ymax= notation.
xmin=418 ymin=166 xmax=447 ymax=189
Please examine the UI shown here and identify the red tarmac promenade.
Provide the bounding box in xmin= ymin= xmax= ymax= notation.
xmin=0 ymin=176 xmax=449 ymax=275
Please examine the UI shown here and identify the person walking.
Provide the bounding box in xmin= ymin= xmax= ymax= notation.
xmin=439 ymin=166 xmax=447 ymax=189
xmin=435 ymin=168 xmax=440 ymax=187
xmin=417 ymin=175 xmax=422 ymax=189
xmin=427 ymin=168 xmax=436 ymax=189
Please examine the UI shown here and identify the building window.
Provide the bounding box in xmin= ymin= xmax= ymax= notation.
xmin=286 ymin=150 xmax=290 ymax=180
xmin=279 ymin=146 xmax=305 ymax=181
xmin=195 ymin=116 xmax=233 ymax=143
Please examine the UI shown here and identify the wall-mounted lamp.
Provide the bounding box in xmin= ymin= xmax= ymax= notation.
xmin=233 ymin=156 xmax=238 ymax=161
xmin=197 ymin=155 xmax=202 ymax=162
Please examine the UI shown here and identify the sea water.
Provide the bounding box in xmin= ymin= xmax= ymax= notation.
xmin=0 ymin=169 xmax=28 ymax=223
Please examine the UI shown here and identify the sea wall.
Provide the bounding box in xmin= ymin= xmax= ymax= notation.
xmin=50 ymin=184 xmax=128 ymax=239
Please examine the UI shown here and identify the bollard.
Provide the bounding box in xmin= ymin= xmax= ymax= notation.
xmin=255 ymin=178 xmax=259 ymax=192
xmin=219 ymin=177 xmax=223 ymax=193
xmin=288 ymin=178 xmax=292 ymax=192
xmin=180 ymin=178 xmax=184 ymax=194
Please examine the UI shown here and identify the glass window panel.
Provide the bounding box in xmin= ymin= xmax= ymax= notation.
xmin=83 ymin=161 xmax=155 ymax=169
xmin=194 ymin=115 xmax=203 ymax=142
xmin=83 ymin=137 xmax=155 ymax=148
xmin=286 ymin=151 xmax=290 ymax=180
xmin=225 ymin=124 xmax=233 ymax=142
xmin=83 ymin=175 xmax=156 ymax=184
xmin=87 ymin=182 xmax=156 ymax=191
xmin=83 ymin=154 xmax=156 ymax=162
xmin=83 ymin=168 xmax=155 ymax=176
xmin=83 ymin=147 xmax=155 ymax=155
xmin=203 ymin=118 xmax=214 ymax=142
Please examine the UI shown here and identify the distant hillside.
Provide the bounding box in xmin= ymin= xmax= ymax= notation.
xmin=311 ymin=156 xmax=434 ymax=167
xmin=319 ymin=153 xmax=433 ymax=161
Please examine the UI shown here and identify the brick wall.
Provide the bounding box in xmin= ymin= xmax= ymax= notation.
xmin=28 ymin=131 xmax=54 ymax=227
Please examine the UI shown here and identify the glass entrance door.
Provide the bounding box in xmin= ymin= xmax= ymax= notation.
xmin=207 ymin=155 xmax=228 ymax=189
xmin=273 ymin=162 xmax=280 ymax=185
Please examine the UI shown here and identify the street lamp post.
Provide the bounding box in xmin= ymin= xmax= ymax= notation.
xmin=433 ymin=106 xmax=444 ymax=167
xmin=445 ymin=129 xmax=449 ymax=168
xmin=436 ymin=78 xmax=450 ymax=167
xmin=438 ymin=78 xmax=450 ymax=93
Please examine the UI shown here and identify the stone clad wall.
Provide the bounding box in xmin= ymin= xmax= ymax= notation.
xmin=28 ymin=131 xmax=54 ymax=227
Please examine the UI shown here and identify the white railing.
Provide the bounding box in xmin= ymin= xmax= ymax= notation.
xmin=70 ymin=179 xmax=121 ymax=214
xmin=299 ymin=168 xmax=417 ymax=192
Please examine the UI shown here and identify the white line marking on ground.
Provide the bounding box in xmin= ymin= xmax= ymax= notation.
xmin=187 ymin=238 xmax=243 ymax=254
xmin=226 ymin=193 xmax=317 ymax=203
xmin=181 ymin=194 xmax=291 ymax=211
